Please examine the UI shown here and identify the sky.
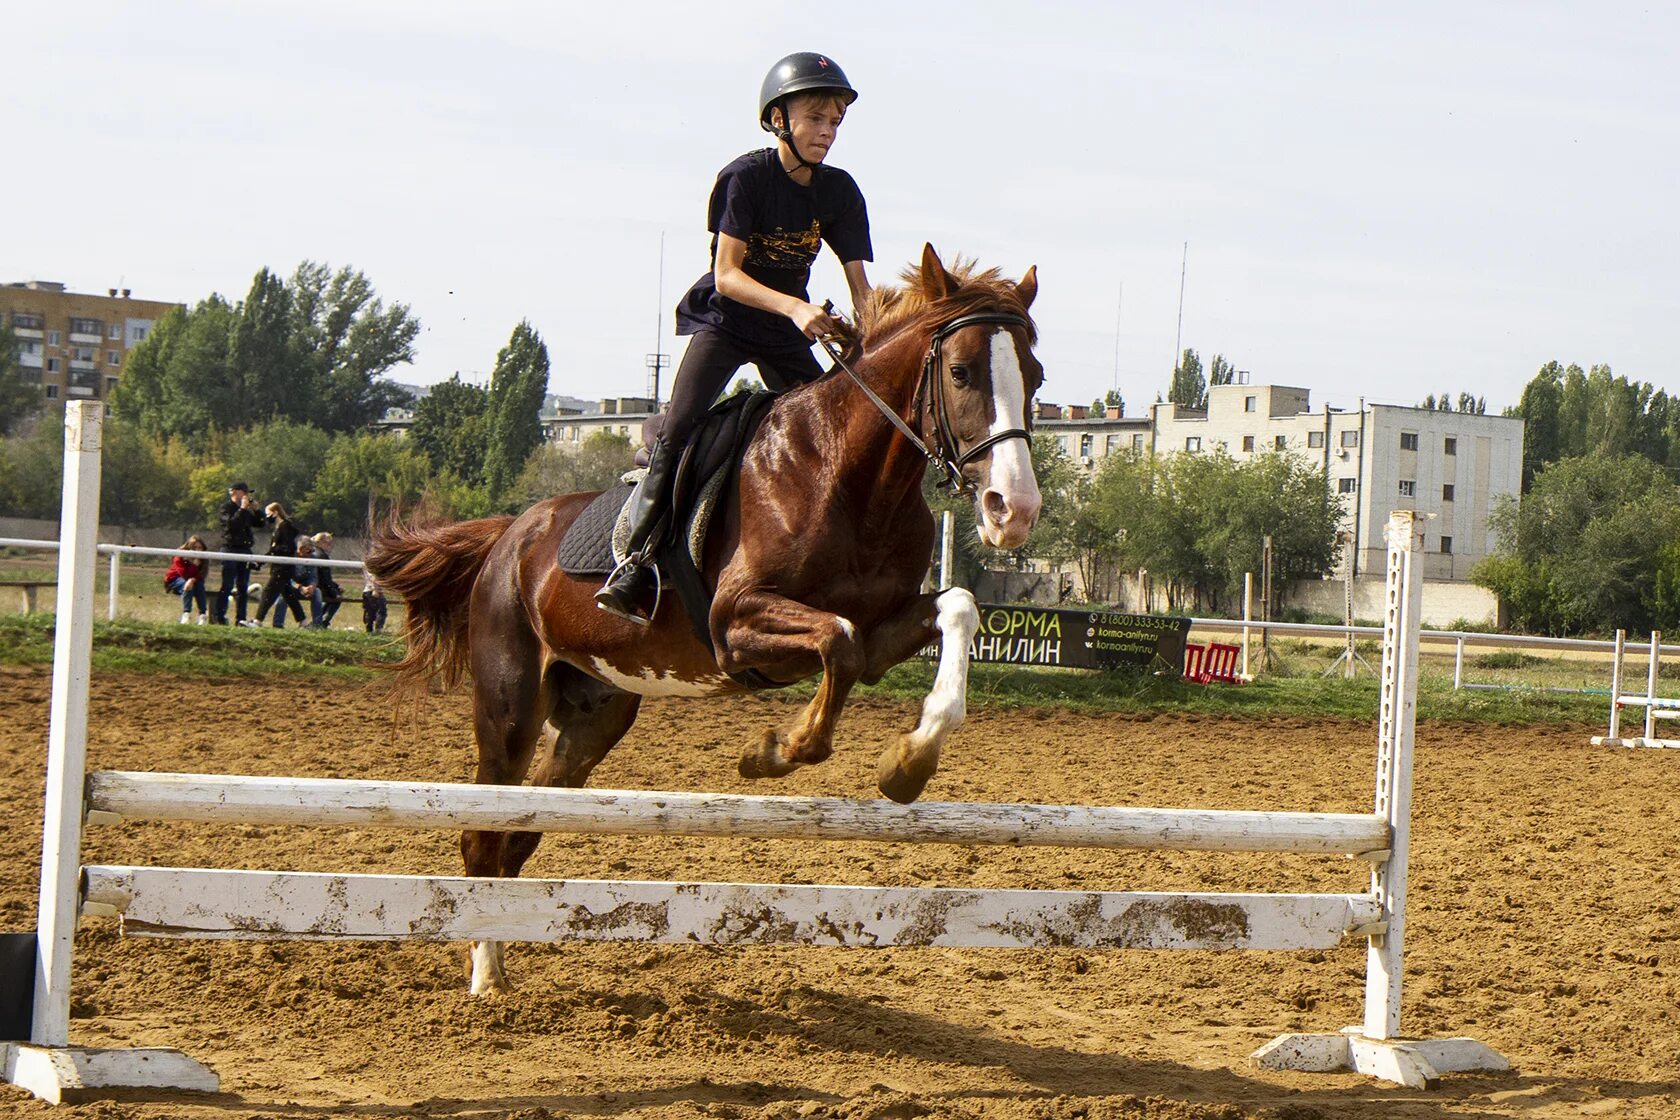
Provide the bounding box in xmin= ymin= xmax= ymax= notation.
xmin=7 ymin=1 xmax=1677 ymax=415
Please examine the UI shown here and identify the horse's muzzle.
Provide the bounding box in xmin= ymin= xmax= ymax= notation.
xmin=978 ymin=486 xmax=1041 ymax=550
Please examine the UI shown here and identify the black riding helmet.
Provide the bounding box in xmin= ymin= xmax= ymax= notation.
xmin=758 ymin=52 xmax=857 ymax=171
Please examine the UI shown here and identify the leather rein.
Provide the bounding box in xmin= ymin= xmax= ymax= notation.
xmin=820 ymin=308 xmax=1033 ymax=495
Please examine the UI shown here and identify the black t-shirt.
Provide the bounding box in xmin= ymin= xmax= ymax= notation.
xmin=674 ymin=149 xmax=872 ymax=352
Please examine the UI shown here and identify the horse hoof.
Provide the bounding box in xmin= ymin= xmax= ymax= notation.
xmin=876 ymin=747 xmax=933 ymax=804
xmin=739 ymin=729 xmax=799 ymax=780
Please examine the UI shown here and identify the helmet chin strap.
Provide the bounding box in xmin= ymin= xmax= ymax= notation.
xmin=771 ymin=101 xmax=822 ymax=176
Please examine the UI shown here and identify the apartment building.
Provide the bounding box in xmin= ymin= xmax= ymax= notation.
xmin=2 ymin=281 xmax=181 ymax=403
xmin=542 ymin=397 xmax=657 ymax=445
xmin=1149 ymin=384 xmax=1523 ymax=580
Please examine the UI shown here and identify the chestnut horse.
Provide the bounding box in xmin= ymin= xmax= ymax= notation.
xmin=366 ymin=245 xmax=1043 ymax=993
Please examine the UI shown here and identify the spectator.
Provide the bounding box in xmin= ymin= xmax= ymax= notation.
xmin=164 ymin=535 xmax=209 ymax=624
xmin=289 ymin=537 xmax=322 ymax=628
xmin=211 ymin=482 xmax=264 ymax=625
xmin=311 ymin=531 xmax=345 ymax=628
xmin=362 ymin=578 xmax=388 ymax=633
xmin=249 ymin=501 xmax=306 ymax=628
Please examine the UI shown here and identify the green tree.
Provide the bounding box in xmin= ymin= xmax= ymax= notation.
xmin=98 ymin=420 xmax=198 ymax=532
xmin=0 ymin=418 xmax=65 ymax=520
xmin=511 ymin=430 xmax=637 ymax=505
xmin=484 ymin=321 xmax=551 ymax=497
xmin=410 ymin=375 xmax=490 ymax=485
xmin=1168 ymin=349 xmax=1205 ymax=410
xmin=1082 ymin=448 xmax=1340 ymax=614
xmin=110 ymin=263 xmax=417 ymax=441
xmin=223 ymin=420 xmax=333 ymax=520
xmin=303 ymin=432 xmax=431 ymax=535
xmin=1089 ymin=388 xmax=1124 ymax=418
xmin=1208 ymin=354 xmax=1236 ymax=390
xmin=0 ymin=320 xmax=45 ymax=435
xmin=286 ymin=261 xmax=420 ymax=432
xmin=229 ymin=267 xmax=296 ymax=424
xmin=1472 ymin=454 xmax=1680 ymax=634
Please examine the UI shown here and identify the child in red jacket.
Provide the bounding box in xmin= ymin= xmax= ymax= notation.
xmin=165 ymin=536 xmax=209 ymax=624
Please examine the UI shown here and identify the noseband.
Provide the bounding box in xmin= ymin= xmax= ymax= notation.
xmin=822 ymin=309 xmax=1033 ymax=496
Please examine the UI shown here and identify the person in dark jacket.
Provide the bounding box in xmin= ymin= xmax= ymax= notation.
xmin=248 ymin=502 xmax=306 ymax=628
xmin=210 ymin=482 xmax=265 ymax=625
xmin=310 ymin=531 xmax=344 ymax=628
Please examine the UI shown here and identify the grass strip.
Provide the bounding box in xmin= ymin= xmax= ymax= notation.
xmin=0 ymin=615 xmax=1605 ymax=727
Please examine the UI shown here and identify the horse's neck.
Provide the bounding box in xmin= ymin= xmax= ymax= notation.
xmin=807 ymin=327 xmax=934 ymax=505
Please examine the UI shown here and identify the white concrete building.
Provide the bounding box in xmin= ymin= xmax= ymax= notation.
xmin=1149 ymin=384 xmax=1524 ymax=580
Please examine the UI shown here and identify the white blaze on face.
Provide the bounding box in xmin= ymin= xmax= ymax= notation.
xmin=975 ymin=329 xmax=1042 ymax=548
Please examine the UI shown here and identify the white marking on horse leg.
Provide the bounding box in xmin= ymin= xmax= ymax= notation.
xmin=913 ymin=589 xmax=980 ymax=751
xmin=836 ymin=616 xmax=856 ymax=641
xmin=469 ymin=940 xmax=506 ymax=995
xmin=880 ymin=589 xmax=979 ymax=799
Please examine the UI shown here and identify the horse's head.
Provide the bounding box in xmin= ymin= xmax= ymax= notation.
xmin=915 ymin=245 xmax=1044 ymax=550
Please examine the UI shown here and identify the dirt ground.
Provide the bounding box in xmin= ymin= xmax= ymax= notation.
xmin=1 ymin=667 xmax=1677 ymax=1120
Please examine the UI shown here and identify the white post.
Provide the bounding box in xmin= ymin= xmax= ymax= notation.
xmin=1608 ymin=629 xmax=1624 ymax=742
xmin=1254 ymin=509 xmax=1507 ymax=1088
xmin=1645 ymin=630 xmax=1660 ymax=743
xmin=106 ymin=550 xmax=120 ymax=622
xmin=940 ymin=511 xmax=954 ymax=589
xmin=1364 ymin=510 xmax=1423 ymax=1040
xmin=6 ymin=404 xmax=219 ymax=1103
xmin=34 ymin=402 xmax=104 ymax=1046
xmin=1241 ymin=572 xmax=1253 ymax=680
xmin=1452 ymin=637 xmax=1464 ymax=690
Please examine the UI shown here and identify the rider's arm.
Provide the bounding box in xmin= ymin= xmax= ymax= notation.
xmin=842 ymin=259 xmax=871 ymax=317
xmin=714 ymin=234 xmax=838 ymax=340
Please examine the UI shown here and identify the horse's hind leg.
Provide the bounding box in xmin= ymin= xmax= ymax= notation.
xmin=462 ymin=604 xmax=553 ymax=994
xmin=467 ymin=667 xmax=640 ymax=996
xmin=496 ymin=679 xmax=642 ymax=878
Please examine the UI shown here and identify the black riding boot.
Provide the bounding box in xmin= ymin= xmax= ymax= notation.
xmin=594 ymin=438 xmax=679 ymax=623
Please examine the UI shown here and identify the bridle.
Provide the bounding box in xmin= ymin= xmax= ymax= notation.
xmin=820 ymin=308 xmax=1034 ymax=496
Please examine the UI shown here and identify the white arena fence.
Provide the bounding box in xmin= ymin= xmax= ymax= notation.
xmin=3 ymin=403 xmax=1509 ymax=1104
xmin=0 ymin=536 xmax=365 ymax=623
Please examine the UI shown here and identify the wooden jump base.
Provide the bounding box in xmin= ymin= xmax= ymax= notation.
xmin=1590 ymin=629 xmax=1680 ymax=749
xmin=4 ymin=406 xmax=1507 ymax=1103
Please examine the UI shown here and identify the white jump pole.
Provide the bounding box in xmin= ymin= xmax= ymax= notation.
xmin=3 ymin=401 xmax=216 ymax=1104
xmin=106 ymin=551 xmax=120 ymax=622
xmin=1607 ymin=629 xmax=1624 ymax=743
xmin=940 ymin=510 xmax=954 ymax=589
xmin=33 ymin=402 xmax=103 ymax=1048
xmin=1452 ymin=637 xmax=1464 ymax=690
xmin=1644 ymin=631 xmax=1660 ymax=743
xmin=1254 ymin=510 xmax=1508 ymax=1088
xmin=1241 ymin=572 xmax=1253 ymax=680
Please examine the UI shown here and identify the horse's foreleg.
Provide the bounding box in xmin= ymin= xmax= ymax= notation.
xmin=721 ymin=592 xmax=865 ymax=779
xmin=874 ymin=587 xmax=979 ymax=803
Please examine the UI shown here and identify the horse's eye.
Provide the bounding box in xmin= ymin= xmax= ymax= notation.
xmin=950 ymin=364 xmax=970 ymax=388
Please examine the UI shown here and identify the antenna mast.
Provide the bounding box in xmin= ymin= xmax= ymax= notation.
xmin=1173 ymin=241 xmax=1187 ymax=373
xmin=645 ymin=232 xmax=669 ymax=408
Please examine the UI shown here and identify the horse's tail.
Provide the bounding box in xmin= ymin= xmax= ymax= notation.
xmin=365 ymin=514 xmax=517 ymax=696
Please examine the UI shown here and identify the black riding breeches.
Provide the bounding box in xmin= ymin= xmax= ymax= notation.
xmin=657 ymin=329 xmax=822 ymax=449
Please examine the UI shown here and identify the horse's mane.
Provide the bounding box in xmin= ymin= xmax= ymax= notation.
xmin=855 ymin=256 xmax=1038 ymax=348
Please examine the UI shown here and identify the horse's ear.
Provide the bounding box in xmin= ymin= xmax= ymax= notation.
xmin=1016 ymin=265 xmax=1038 ymax=310
xmin=920 ymin=243 xmax=958 ymax=299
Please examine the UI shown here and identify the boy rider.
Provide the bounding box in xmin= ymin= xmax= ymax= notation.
xmin=595 ymin=51 xmax=873 ymax=623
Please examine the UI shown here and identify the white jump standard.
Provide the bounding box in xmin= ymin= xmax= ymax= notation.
xmin=3 ymin=409 xmax=1507 ymax=1102
xmin=1590 ymin=629 xmax=1680 ymax=750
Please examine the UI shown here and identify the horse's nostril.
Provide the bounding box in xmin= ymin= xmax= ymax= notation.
xmin=983 ymin=490 xmax=1009 ymax=522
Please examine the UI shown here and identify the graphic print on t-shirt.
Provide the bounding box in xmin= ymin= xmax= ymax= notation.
xmin=746 ymin=220 xmax=822 ymax=270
